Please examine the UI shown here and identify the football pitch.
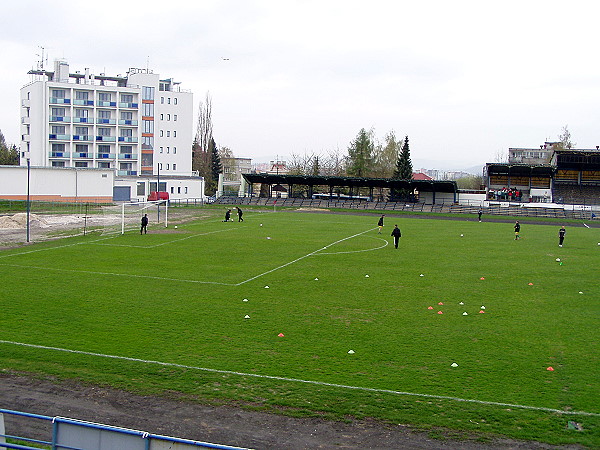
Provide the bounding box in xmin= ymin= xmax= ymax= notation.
xmin=0 ymin=209 xmax=598 ymax=445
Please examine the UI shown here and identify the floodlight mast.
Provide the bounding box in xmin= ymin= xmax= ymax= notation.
xmin=26 ymin=154 xmax=31 ymax=243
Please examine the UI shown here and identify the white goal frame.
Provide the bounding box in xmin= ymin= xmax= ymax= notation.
xmin=120 ymin=200 xmax=168 ymax=234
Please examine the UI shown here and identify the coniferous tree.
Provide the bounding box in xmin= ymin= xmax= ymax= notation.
xmin=390 ymin=136 xmax=413 ymax=201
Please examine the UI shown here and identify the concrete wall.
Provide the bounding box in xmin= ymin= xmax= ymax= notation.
xmin=0 ymin=166 xmax=114 ymax=202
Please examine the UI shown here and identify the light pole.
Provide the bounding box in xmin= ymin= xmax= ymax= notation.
xmin=157 ymin=162 xmax=161 ymax=222
xmin=26 ymin=156 xmax=31 ymax=243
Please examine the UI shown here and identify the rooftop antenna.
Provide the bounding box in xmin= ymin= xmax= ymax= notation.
xmin=36 ymin=46 xmax=48 ymax=71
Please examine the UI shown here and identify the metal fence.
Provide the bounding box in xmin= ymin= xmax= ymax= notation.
xmin=0 ymin=409 xmax=248 ymax=450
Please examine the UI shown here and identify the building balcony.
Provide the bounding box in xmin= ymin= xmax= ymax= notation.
xmin=21 ymin=99 xmax=30 ymax=107
xmin=73 ymin=99 xmax=94 ymax=106
xmin=117 ymin=170 xmax=138 ymax=176
xmin=21 ymin=134 xmax=30 ymax=141
xmin=73 ymin=117 xmax=93 ymax=123
xmin=49 ymin=134 xmax=70 ymax=140
xmin=118 ymin=102 xmax=139 ymax=109
xmin=72 ymin=135 xmax=91 ymax=141
xmin=21 ymin=117 xmax=31 ymax=124
xmin=50 ymin=151 xmax=70 ymax=158
xmin=96 ymin=153 xmax=116 ymax=159
xmin=50 ymin=115 xmax=71 ymax=123
xmin=118 ymin=119 xmax=138 ymax=126
xmin=96 ymin=118 xmax=117 ymax=125
xmin=119 ymin=153 xmax=138 ymax=159
xmin=96 ymin=136 xmax=116 ymax=142
xmin=50 ymin=98 xmax=71 ymax=104
xmin=97 ymin=101 xmax=117 ymax=107
xmin=73 ymin=152 xmax=92 ymax=158
xmin=118 ymin=137 xmax=138 ymax=143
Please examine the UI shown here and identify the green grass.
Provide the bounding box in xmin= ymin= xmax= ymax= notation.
xmin=0 ymin=209 xmax=598 ymax=446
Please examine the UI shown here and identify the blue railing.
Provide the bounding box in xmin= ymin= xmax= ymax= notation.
xmin=0 ymin=408 xmax=247 ymax=450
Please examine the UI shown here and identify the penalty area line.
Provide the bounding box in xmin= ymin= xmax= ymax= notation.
xmin=0 ymin=340 xmax=597 ymax=417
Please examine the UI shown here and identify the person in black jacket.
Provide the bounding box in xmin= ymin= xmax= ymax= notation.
xmin=236 ymin=207 xmax=244 ymax=222
xmin=558 ymin=226 xmax=566 ymax=247
xmin=224 ymin=210 xmax=231 ymax=222
xmin=391 ymin=224 xmax=401 ymax=249
xmin=514 ymin=221 xmax=520 ymax=240
xmin=140 ymin=214 xmax=148 ymax=234
xmin=377 ymin=215 xmax=385 ymax=234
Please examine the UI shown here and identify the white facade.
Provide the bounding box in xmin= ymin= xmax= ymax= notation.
xmin=20 ymin=60 xmax=193 ymax=178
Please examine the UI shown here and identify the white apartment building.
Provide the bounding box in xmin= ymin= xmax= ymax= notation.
xmin=18 ymin=60 xmax=200 ymax=201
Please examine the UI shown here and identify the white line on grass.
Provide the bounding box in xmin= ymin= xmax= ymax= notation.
xmin=90 ymin=228 xmax=236 ymax=249
xmin=314 ymin=236 xmax=389 ymax=255
xmin=1 ymin=339 xmax=597 ymax=417
xmin=235 ymin=228 xmax=377 ymax=286
xmin=0 ymin=263 xmax=232 ymax=285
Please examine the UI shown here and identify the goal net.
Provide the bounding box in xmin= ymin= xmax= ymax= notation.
xmin=99 ymin=201 xmax=168 ymax=235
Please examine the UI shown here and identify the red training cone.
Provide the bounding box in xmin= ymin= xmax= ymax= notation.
xmin=427 ymin=306 xmax=433 ymax=310
xmin=479 ymin=310 xmax=485 ymax=314
xmin=547 ymin=366 xmax=554 ymax=371
xmin=278 ymin=333 xmax=285 ymax=337
xmin=438 ymin=302 xmax=444 ymax=305
xmin=480 ymin=277 xmax=485 ymax=280
xmin=528 ymin=282 xmax=534 ymax=286
xmin=437 ymin=311 xmax=443 ymax=315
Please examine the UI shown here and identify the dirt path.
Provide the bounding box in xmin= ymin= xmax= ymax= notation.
xmin=0 ymin=372 xmax=580 ymax=449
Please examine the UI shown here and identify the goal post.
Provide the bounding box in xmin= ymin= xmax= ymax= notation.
xmin=121 ymin=200 xmax=168 ymax=234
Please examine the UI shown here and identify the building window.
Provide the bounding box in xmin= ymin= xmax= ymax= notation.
xmin=120 ymin=128 xmax=133 ymax=137
xmin=98 ymin=92 xmax=111 ymax=102
xmin=75 ymin=144 xmax=88 ymax=153
xmin=121 ymin=111 xmax=133 ymax=120
xmin=160 ymin=147 xmax=163 ymax=153
xmin=173 ymin=147 xmax=176 ymax=154
xmin=75 ymin=161 xmax=88 ymax=168
xmin=160 ymin=130 xmax=164 ymax=137
xmin=173 ymin=130 xmax=176 ymax=137
xmin=170 ymin=187 xmax=174 ymax=194
xmin=167 ymin=98 xmax=171 ymax=104
xmin=166 ymin=164 xmax=170 ymax=170
xmin=167 ymin=114 xmax=170 ymax=121
xmin=98 ymin=162 xmax=111 ymax=168
xmin=174 ymin=114 xmax=177 ymax=121
xmin=98 ymin=110 xmax=111 ymax=119
xmin=75 ymin=91 xmax=89 ymax=100
xmin=51 ymin=107 xmax=66 ymax=117
xmin=184 ymin=186 xmax=188 ymax=194
xmin=142 ymin=136 xmax=154 ymax=150
xmin=161 ymin=97 xmax=164 ymax=104
xmin=98 ymin=145 xmax=110 ymax=152
xmin=167 ymin=131 xmax=170 ymax=137
xmin=142 ymin=103 xmax=154 ymax=116
xmin=51 ymin=89 xmax=65 ymax=99
xmin=159 ymin=163 xmax=163 ymax=170
xmin=174 ymin=98 xmax=177 ymax=105
xmin=137 ymin=182 xmax=146 ymax=195
xmin=160 ymin=114 xmax=164 ymax=120
xmin=51 ymin=125 xmax=66 ymax=134
xmin=75 ymin=109 xmax=88 ymax=119
xmin=177 ymin=186 xmax=181 ymax=193
xmin=143 ymin=120 xmax=154 ymax=133
xmin=52 ymin=161 xmax=66 ymax=167
xmin=75 ymin=126 xmax=88 ymax=136
xmin=142 ymin=86 xmax=154 ymax=100
xmin=173 ymin=163 xmax=176 ymax=171
xmin=121 ymin=94 xmax=133 ymax=103
xmin=98 ymin=128 xmax=111 ymax=136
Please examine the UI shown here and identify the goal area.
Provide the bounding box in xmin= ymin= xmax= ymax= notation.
xmin=100 ymin=201 xmax=168 ymax=235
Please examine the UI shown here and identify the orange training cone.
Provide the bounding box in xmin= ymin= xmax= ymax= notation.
xmin=428 ymin=306 xmax=434 ymax=310
xmin=278 ymin=333 xmax=284 ymax=337
xmin=437 ymin=311 xmax=443 ymax=314
xmin=547 ymin=366 xmax=554 ymax=371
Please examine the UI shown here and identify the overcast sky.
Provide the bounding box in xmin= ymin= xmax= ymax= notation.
xmin=2 ymin=0 xmax=598 ymax=170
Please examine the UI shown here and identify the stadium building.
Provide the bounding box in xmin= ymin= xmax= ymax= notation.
xmin=8 ymin=59 xmax=204 ymax=202
xmin=485 ymin=143 xmax=600 ymax=206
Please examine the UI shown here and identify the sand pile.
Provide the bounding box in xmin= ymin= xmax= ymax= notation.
xmin=0 ymin=213 xmax=48 ymax=229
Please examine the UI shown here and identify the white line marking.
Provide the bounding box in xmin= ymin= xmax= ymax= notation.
xmin=90 ymin=228 xmax=235 ymax=249
xmin=315 ymin=236 xmax=389 ymax=255
xmin=1 ymin=339 xmax=596 ymax=417
xmin=0 ymin=263 xmax=232 ymax=286
xmin=235 ymin=228 xmax=377 ymax=285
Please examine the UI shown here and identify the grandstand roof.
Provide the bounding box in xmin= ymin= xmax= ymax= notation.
xmin=242 ymin=174 xmax=457 ymax=193
xmin=485 ymin=163 xmax=554 ymax=176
